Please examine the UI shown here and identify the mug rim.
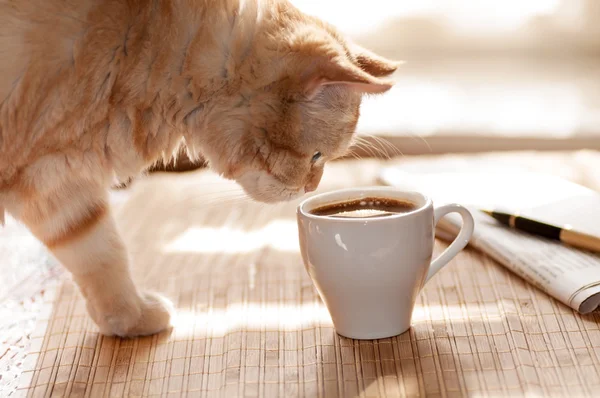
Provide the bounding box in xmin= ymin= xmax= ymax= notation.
xmin=297 ymin=187 xmax=432 ymax=222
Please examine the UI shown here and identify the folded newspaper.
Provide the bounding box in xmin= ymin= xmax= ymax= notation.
xmin=379 ymin=167 xmax=600 ymax=314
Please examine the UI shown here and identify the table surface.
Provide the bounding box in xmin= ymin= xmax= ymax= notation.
xmin=2 ymin=150 xmax=600 ymax=397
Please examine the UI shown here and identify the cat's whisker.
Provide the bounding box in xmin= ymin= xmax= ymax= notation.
xmin=352 ymin=138 xmax=378 ymax=158
xmin=346 ymin=147 xmax=364 ymax=161
xmin=370 ymin=135 xmax=403 ymax=159
xmin=355 ymin=136 xmax=390 ymax=160
xmin=405 ymin=131 xmax=433 ymax=153
xmin=366 ymin=136 xmax=394 ymax=160
xmin=358 ymin=134 xmax=405 ymax=159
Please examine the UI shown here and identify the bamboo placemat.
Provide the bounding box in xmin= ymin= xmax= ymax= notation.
xmin=7 ymin=154 xmax=600 ymax=397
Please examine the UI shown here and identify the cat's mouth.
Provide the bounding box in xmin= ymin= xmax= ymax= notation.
xmin=236 ymin=171 xmax=305 ymax=204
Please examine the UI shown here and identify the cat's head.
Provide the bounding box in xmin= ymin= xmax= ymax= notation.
xmin=191 ymin=4 xmax=399 ymax=203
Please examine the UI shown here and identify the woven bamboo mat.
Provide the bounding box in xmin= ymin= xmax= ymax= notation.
xmin=7 ymin=153 xmax=600 ymax=397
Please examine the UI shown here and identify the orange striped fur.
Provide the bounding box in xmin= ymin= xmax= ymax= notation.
xmin=44 ymin=203 xmax=107 ymax=249
xmin=0 ymin=0 xmax=398 ymax=336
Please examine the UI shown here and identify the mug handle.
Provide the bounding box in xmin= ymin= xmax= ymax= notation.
xmin=425 ymin=204 xmax=475 ymax=283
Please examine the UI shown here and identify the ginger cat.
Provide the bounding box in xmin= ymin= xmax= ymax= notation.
xmin=0 ymin=0 xmax=399 ymax=337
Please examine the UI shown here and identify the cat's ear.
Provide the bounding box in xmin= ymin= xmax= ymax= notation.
xmin=349 ymin=43 xmax=403 ymax=77
xmin=303 ymin=58 xmax=394 ymax=98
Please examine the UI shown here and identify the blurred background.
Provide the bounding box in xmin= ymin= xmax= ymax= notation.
xmin=290 ymin=0 xmax=600 ymax=154
xmin=154 ymin=0 xmax=600 ymax=171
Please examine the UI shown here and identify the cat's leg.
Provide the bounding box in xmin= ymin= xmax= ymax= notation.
xmin=18 ymin=182 xmax=173 ymax=337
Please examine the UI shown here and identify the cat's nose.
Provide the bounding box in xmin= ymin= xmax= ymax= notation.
xmin=304 ymin=183 xmax=318 ymax=193
xmin=304 ymin=168 xmax=324 ymax=193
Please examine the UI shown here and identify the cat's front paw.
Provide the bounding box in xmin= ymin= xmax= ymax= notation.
xmin=94 ymin=292 xmax=174 ymax=337
xmin=128 ymin=291 xmax=174 ymax=336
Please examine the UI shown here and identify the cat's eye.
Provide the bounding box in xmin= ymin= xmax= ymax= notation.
xmin=311 ymin=151 xmax=322 ymax=163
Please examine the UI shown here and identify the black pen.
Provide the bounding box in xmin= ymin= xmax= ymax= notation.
xmin=482 ymin=209 xmax=600 ymax=254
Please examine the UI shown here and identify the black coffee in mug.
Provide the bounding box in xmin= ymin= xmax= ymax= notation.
xmin=310 ymin=197 xmax=417 ymax=218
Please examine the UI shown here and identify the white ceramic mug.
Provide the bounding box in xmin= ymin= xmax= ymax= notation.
xmin=297 ymin=187 xmax=474 ymax=340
